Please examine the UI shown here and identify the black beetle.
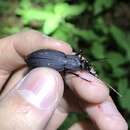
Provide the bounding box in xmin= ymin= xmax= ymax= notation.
xmin=25 ymin=49 xmax=96 ymax=78
xmin=25 ymin=49 xmax=121 ymax=96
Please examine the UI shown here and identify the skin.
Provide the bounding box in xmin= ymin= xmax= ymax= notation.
xmin=0 ymin=30 xmax=128 ymax=130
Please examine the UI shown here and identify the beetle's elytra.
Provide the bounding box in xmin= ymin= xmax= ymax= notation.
xmin=25 ymin=49 xmax=96 ymax=76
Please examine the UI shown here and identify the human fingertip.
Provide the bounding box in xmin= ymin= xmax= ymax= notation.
xmin=97 ymin=114 xmax=128 ymax=130
xmin=14 ymin=67 xmax=64 ymax=110
xmin=42 ymin=34 xmax=72 ymax=54
xmin=66 ymin=71 xmax=109 ymax=103
xmin=0 ymin=68 xmax=64 ymax=130
xmin=98 ymin=99 xmax=128 ymax=130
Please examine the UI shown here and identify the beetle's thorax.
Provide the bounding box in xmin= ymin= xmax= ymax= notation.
xmin=65 ymin=55 xmax=81 ymax=71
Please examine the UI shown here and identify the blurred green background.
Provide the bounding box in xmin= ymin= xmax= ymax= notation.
xmin=0 ymin=0 xmax=130 ymax=129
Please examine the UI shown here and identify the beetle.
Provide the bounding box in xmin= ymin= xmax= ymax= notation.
xmin=25 ymin=49 xmax=121 ymax=96
xmin=25 ymin=49 xmax=96 ymax=79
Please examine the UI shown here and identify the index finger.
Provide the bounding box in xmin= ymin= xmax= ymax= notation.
xmin=0 ymin=30 xmax=72 ymax=89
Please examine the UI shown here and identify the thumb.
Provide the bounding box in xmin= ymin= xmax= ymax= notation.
xmin=0 ymin=68 xmax=64 ymax=130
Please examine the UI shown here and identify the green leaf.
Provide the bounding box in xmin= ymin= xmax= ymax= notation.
xmin=19 ymin=0 xmax=31 ymax=10
xmin=52 ymin=23 xmax=79 ymax=49
xmin=42 ymin=3 xmax=54 ymax=12
xmin=43 ymin=15 xmax=61 ymax=34
xmin=54 ymin=3 xmax=86 ymax=18
xmin=118 ymin=78 xmax=128 ymax=95
xmin=106 ymin=52 xmax=126 ymax=78
xmin=52 ymin=28 xmax=68 ymax=42
xmin=94 ymin=17 xmax=108 ymax=34
xmin=118 ymin=79 xmax=130 ymax=111
xmin=16 ymin=8 xmax=53 ymax=24
xmin=119 ymin=89 xmax=130 ymax=110
xmin=94 ymin=0 xmax=113 ymax=14
xmin=112 ymin=67 xmax=126 ymax=78
xmin=57 ymin=23 xmax=99 ymax=42
xmin=91 ymin=42 xmax=105 ymax=59
xmin=106 ymin=52 xmax=126 ymax=68
xmin=110 ymin=25 xmax=130 ymax=60
xmin=121 ymin=90 xmax=130 ymax=110
xmin=63 ymin=24 xmax=99 ymax=42
xmin=76 ymin=30 xmax=99 ymax=42
xmin=110 ymin=25 xmax=128 ymax=49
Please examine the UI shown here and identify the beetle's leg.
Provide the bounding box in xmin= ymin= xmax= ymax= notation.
xmin=75 ymin=50 xmax=83 ymax=56
xmin=67 ymin=72 xmax=91 ymax=82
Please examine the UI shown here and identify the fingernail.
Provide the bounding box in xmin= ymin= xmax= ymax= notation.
xmin=100 ymin=101 xmax=120 ymax=116
xmin=16 ymin=69 xmax=59 ymax=109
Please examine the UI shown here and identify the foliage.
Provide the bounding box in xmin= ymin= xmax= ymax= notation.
xmin=94 ymin=0 xmax=113 ymax=14
xmin=0 ymin=0 xmax=130 ymax=129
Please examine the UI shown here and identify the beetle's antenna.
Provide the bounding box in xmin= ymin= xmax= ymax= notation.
xmin=75 ymin=50 xmax=83 ymax=56
xmin=70 ymin=72 xmax=122 ymax=97
xmin=105 ymin=82 xmax=122 ymax=97
xmin=73 ymin=70 xmax=122 ymax=97
xmin=95 ymin=75 xmax=122 ymax=97
xmin=91 ymin=58 xmax=108 ymax=62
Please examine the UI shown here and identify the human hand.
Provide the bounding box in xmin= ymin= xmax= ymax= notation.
xmin=0 ymin=30 xmax=128 ymax=130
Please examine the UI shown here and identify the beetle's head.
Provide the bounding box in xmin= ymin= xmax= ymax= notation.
xmin=81 ymin=59 xmax=97 ymax=76
xmin=81 ymin=60 xmax=89 ymax=70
